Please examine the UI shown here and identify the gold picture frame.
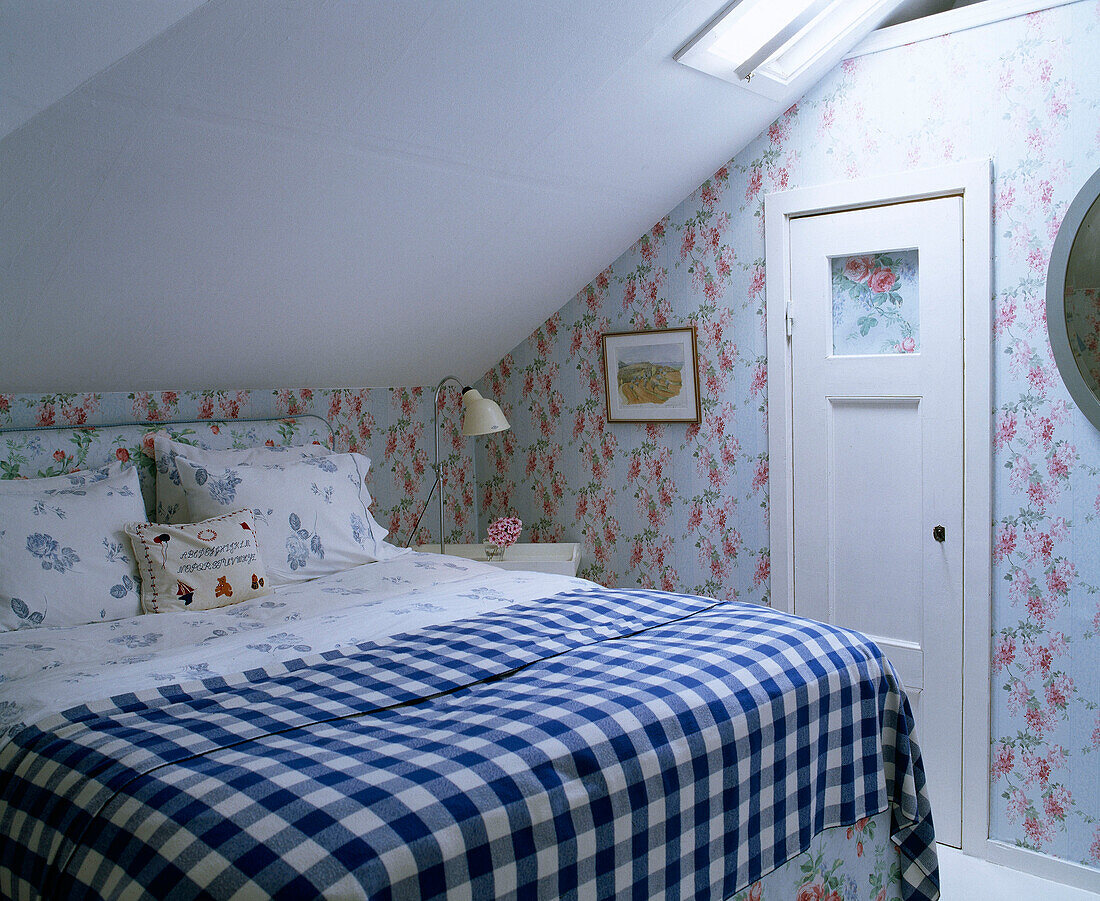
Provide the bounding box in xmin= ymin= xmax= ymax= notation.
xmin=601 ymin=326 xmax=701 ymax=423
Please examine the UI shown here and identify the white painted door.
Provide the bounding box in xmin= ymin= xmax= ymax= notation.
xmin=789 ymin=198 xmax=964 ymax=847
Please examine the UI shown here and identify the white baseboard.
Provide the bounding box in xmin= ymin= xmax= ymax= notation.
xmin=939 ymin=845 xmax=1100 ymax=900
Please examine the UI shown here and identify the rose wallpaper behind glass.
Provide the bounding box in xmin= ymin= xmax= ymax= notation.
xmin=831 ymin=250 xmax=921 ymax=355
xmin=476 ymin=3 xmax=1100 ymax=868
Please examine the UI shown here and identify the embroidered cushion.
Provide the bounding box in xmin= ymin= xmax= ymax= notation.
xmin=0 ymin=463 xmax=147 ymax=630
xmin=126 ymin=509 xmax=271 ymax=614
xmin=174 ymin=452 xmax=401 ymax=586
xmin=153 ymin=435 xmax=334 ymax=524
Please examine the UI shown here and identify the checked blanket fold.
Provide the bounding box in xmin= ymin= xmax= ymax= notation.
xmin=0 ymin=589 xmax=939 ymax=900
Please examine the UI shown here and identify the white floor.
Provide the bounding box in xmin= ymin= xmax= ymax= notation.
xmin=938 ymin=845 xmax=1099 ymax=900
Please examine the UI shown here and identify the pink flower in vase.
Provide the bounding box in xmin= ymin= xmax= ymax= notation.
xmin=486 ymin=516 xmax=522 ymax=549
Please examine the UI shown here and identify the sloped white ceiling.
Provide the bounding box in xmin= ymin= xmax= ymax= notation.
xmin=0 ymin=0 xmax=206 ymax=139
xmin=1 ymin=0 xmax=890 ymax=392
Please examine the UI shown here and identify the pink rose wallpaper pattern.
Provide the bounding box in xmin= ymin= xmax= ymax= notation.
xmin=476 ymin=4 xmax=1100 ymax=870
xmin=0 ymin=387 xmax=477 ymax=549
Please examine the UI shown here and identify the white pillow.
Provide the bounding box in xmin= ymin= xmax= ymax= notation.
xmin=154 ymin=435 xmax=335 ymax=523
xmin=174 ymin=452 xmax=400 ymax=586
xmin=0 ymin=463 xmax=147 ymax=630
xmin=126 ymin=509 xmax=272 ymax=614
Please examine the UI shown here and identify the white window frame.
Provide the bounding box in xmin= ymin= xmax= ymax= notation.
xmin=848 ymin=0 xmax=1081 ymax=59
xmin=675 ymin=0 xmax=902 ymax=101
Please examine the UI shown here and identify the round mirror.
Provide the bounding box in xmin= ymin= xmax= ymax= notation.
xmin=1047 ymin=167 xmax=1100 ymax=430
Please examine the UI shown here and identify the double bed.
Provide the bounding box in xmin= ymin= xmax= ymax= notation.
xmin=0 ymin=417 xmax=939 ymax=900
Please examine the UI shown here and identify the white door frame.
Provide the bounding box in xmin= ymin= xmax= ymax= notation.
xmin=764 ymin=160 xmax=996 ymax=861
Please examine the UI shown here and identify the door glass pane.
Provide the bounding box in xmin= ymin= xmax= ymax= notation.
xmin=830 ymin=249 xmax=920 ymax=355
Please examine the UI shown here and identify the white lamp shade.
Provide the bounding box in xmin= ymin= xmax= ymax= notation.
xmin=461 ymin=388 xmax=510 ymax=436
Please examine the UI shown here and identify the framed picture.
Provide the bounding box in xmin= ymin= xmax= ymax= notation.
xmin=601 ymin=326 xmax=701 ymax=423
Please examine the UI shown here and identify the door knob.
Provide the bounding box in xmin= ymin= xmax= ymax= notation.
xmin=933 ymin=525 xmax=946 ymax=542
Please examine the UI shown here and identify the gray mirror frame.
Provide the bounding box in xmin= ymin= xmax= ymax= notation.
xmin=1046 ymin=166 xmax=1100 ymax=431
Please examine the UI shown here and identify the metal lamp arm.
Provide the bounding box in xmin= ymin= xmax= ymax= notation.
xmin=404 ymin=472 xmax=439 ymax=549
xmin=405 ymin=375 xmax=465 ymax=552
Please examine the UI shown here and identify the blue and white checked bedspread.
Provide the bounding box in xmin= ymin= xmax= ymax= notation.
xmin=0 ymin=588 xmax=939 ymax=900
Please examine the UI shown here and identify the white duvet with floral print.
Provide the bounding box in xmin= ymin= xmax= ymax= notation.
xmin=0 ymin=551 xmax=589 ymax=748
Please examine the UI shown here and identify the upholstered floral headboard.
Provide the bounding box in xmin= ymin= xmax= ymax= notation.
xmin=0 ymin=416 xmax=334 ymax=518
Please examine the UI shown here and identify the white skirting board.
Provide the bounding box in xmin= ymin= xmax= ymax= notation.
xmin=938 ymin=846 xmax=1099 ymax=900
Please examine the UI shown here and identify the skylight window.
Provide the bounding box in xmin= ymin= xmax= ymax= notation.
xmin=705 ymin=0 xmax=825 ymax=74
xmin=675 ymin=0 xmax=902 ymax=99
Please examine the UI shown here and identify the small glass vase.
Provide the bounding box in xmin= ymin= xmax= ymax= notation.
xmin=484 ymin=541 xmax=506 ymax=562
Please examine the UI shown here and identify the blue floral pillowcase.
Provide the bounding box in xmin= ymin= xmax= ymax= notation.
xmin=0 ymin=463 xmax=147 ymax=631
xmin=153 ymin=434 xmax=336 ymax=524
xmin=173 ymin=451 xmax=403 ymax=587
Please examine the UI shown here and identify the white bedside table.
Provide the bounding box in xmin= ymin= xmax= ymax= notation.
xmin=416 ymin=542 xmax=581 ymax=577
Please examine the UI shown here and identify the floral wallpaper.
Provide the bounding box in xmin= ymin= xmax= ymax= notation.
xmin=0 ymin=387 xmax=477 ymax=549
xmin=477 ymin=3 xmax=1100 ymax=869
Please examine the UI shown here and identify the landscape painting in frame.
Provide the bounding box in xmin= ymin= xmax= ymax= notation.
xmin=602 ymin=327 xmax=701 ymax=423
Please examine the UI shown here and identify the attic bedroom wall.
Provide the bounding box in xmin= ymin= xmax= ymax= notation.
xmin=476 ymin=1 xmax=1100 ymax=869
